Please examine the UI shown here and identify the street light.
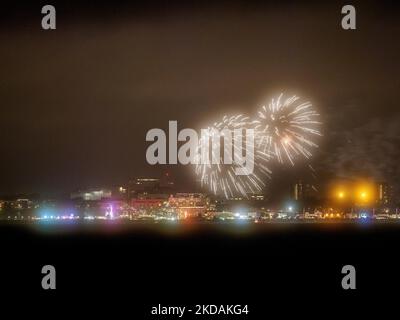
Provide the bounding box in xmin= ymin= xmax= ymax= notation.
xmin=333 ymin=187 xmax=348 ymax=215
xmin=357 ymin=190 xmax=370 ymax=204
xmin=360 ymin=191 xmax=367 ymax=199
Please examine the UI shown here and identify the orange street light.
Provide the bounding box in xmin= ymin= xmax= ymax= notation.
xmin=337 ymin=191 xmax=345 ymax=199
xmin=356 ymin=183 xmax=375 ymax=204
xmin=360 ymin=191 xmax=367 ymax=199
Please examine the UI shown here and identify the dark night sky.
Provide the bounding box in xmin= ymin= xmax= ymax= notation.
xmin=0 ymin=1 xmax=399 ymax=197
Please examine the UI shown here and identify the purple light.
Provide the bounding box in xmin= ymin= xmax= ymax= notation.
xmin=105 ymin=204 xmax=114 ymax=219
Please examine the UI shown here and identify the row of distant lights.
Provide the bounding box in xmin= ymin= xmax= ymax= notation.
xmin=6 ymin=214 xmax=94 ymax=220
xmin=6 ymin=214 xmax=81 ymax=220
xmin=41 ymin=214 xmax=80 ymax=220
xmin=40 ymin=214 xmax=116 ymax=221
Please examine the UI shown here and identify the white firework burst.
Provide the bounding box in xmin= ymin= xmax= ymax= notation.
xmin=254 ymin=93 xmax=321 ymax=165
xmin=194 ymin=115 xmax=271 ymax=199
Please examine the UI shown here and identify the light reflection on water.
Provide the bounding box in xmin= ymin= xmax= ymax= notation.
xmin=0 ymin=219 xmax=398 ymax=238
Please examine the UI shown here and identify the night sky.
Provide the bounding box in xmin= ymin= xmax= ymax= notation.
xmin=1 ymin=1 xmax=399 ymax=197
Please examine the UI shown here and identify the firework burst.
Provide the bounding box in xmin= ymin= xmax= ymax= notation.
xmin=194 ymin=115 xmax=271 ymax=199
xmin=254 ymin=93 xmax=321 ymax=165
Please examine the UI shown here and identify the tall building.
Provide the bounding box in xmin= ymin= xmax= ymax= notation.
xmin=293 ymin=182 xmax=303 ymax=201
xmin=293 ymin=180 xmax=319 ymax=207
xmin=293 ymin=181 xmax=317 ymax=201
xmin=378 ymin=183 xmax=394 ymax=206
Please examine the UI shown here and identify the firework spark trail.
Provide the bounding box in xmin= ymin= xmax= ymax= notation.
xmin=194 ymin=115 xmax=272 ymax=198
xmin=254 ymin=93 xmax=321 ymax=165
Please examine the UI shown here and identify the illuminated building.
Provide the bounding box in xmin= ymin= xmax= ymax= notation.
xmin=168 ymin=193 xmax=208 ymax=219
xmin=71 ymin=189 xmax=112 ymax=201
xmin=227 ymin=194 xmax=264 ymax=201
xmin=294 ymin=182 xmax=302 ymax=201
xmin=128 ymin=174 xmax=175 ymax=214
xmin=293 ymin=181 xmax=317 ymax=201
xmin=378 ymin=183 xmax=394 ymax=206
xmin=12 ymin=198 xmax=34 ymax=210
xmin=250 ymin=194 xmax=265 ymax=201
xmin=293 ymin=181 xmax=319 ymax=210
xmin=131 ymin=193 xmax=169 ymax=211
